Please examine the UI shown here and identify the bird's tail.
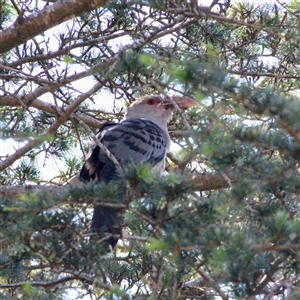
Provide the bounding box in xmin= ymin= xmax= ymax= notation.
xmin=91 ymin=206 xmax=121 ymax=248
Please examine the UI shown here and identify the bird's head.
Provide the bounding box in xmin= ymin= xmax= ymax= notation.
xmin=125 ymin=95 xmax=196 ymax=127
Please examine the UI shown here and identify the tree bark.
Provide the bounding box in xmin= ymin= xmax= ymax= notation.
xmin=0 ymin=0 xmax=109 ymax=54
xmin=0 ymin=171 xmax=233 ymax=199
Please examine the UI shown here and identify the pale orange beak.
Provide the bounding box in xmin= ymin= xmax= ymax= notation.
xmin=172 ymin=96 xmax=197 ymax=109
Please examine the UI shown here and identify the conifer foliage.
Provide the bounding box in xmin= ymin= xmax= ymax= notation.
xmin=0 ymin=0 xmax=300 ymax=299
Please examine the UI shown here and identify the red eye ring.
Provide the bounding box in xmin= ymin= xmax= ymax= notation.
xmin=147 ymin=99 xmax=157 ymax=106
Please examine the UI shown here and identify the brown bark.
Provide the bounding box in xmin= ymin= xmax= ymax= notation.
xmin=0 ymin=0 xmax=109 ymax=54
xmin=190 ymin=171 xmax=233 ymax=191
xmin=0 ymin=171 xmax=232 ymax=199
xmin=0 ymin=92 xmax=102 ymax=128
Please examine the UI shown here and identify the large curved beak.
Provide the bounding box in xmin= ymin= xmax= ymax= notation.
xmin=172 ymin=96 xmax=197 ymax=109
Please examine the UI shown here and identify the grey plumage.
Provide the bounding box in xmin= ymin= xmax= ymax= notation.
xmin=80 ymin=95 xmax=196 ymax=248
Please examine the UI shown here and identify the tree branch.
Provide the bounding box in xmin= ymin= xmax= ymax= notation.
xmin=74 ymin=116 xmax=120 ymax=168
xmin=0 ymin=0 xmax=109 ymax=54
xmin=0 ymin=81 xmax=104 ymax=171
xmin=0 ymin=171 xmax=233 ymax=199
xmin=0 ymin=276 xmax=79 ymax=289
xmin=195 ymin=267 xmax=228 ymax=300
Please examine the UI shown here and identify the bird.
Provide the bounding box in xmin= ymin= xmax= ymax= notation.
xmin=79 ymin=95 xmax=196 ymax=248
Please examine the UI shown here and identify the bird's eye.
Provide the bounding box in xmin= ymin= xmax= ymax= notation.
xmin=147 ymin=99 xmax=157 ymax=106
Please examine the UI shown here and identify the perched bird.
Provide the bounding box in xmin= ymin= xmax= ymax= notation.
xmin=80 ymin=95 xmax=196 ymax=248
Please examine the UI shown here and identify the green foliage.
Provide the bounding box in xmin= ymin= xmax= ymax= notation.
xmin=0 ymin=1 xmax=15 ymax=29
xmin=1 ymin=0 xmax=300 ymax=299
xmin=0 ymin=160 xmax=40 ymax=185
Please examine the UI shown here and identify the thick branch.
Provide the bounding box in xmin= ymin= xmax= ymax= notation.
xmin=189 ymin=171 xmax=233 ymax=191
xmin=0 ymin=171 xmax=232 ymax=199
xmin=0 ymin=276 xmax=78 ymax=289
xmin=0 ymin=0 xmax=109 ymax=54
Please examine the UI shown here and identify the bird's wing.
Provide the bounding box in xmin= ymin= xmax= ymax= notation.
xmin=79 ymin=118 xmax=168 ymax=183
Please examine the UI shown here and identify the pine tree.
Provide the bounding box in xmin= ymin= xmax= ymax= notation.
xmin=1 ymin=0 xmax=299 ymax=299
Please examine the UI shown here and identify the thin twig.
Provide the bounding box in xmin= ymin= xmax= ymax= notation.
xmin=195 ymin=266 xmax=228 ymax=300
xmin=0 ymin=82 xmax=104 ymax=172
xmin=252 ymin=243 xmax=300 ymax=251
xmin=149 ymin=78 xmax=192 ymax=130
xmin=74 ymin=115 xmax=120 ymax=168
